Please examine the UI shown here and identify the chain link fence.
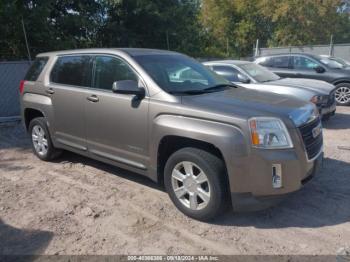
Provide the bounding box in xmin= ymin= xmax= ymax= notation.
xmin=0 ymin=61 xmax=31 ymax=120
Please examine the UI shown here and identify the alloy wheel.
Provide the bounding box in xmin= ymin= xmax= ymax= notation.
xmin=32 ymin=125 xmax=48 ymax=156
xmin=335 ymin=86 xmax=350 ymax=104
xmin=171 ymin=161 xmax=211 ymax=211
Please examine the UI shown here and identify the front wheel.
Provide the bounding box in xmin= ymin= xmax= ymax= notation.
xmin=335 ymin=83 xmax=350 ymax=106
xmin=164 ymin=147 xmax=229 ymax=221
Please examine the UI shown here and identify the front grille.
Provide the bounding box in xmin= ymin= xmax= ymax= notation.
xmin=298 ymin=117 xmax=323 ymax=160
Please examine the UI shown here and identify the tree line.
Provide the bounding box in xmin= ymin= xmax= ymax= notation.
xmin=1 ymin=0 xmax=350 ymax=61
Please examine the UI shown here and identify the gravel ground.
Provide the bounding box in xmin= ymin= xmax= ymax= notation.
xmin=0 ymin=107 xmax=350 ymax=256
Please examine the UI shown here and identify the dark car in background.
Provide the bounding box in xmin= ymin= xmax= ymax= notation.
xmin=254 ymin=53 xmax=350 ymax=106
xmin=203 ymin=60 xmax=336 ymax=119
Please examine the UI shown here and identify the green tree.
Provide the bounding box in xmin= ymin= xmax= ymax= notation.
xmin=200 ymin=0 xmax=350 ymax=57
xmin=2 ymin=0 xmax=350 ymax=60
xmin=0 ymin=0 xmax=105 ymax=60
xmin=260 ymin=0 xmax=350 ymax=46
xmin=99 ymin=0 xmax=203 ymax=56
xmin=200 ymin=0 xmax=273 ymax=57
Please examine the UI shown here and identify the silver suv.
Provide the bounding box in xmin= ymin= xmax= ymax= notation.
xmin=20 ymin=48 xmax=324 ymax=221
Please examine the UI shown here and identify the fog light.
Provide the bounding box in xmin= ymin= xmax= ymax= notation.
xmin=272 ymin=164 xmax=282 ymax=189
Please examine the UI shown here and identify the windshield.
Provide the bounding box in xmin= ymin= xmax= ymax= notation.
xmin=239 ymin=63 xmax=280 ymax=82
xmin=318 ymin=56 xmax=345 ymax=69
xmin=328 ymin=57 xmax=350 ymax=67
xmin=134 ymin=54 xmax=230 ymax=94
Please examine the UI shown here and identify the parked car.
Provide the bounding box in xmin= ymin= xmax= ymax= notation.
xmin=254 ymin=53 xmax=350 ymax=106
xmin=20 ymin=48 xmax=323 ymax=221
xmin=203 ymin=60 xmax=336 ymax=119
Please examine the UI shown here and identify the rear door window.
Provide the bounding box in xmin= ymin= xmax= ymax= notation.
xmin=271 ymin=56 xmax=290 ymax=68
xmin=50 ymin=55 xmax=93 ymax=87
xmin=212 ymin=66 xmax=240 ymax=82
xmin=24 ymin=57 xmax=49 ymax=81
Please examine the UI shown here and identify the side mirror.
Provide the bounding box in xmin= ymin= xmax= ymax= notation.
xmin=237 ymin=73 xmax=251 ymax=83
xmin=112 ymin=80 xmax=145 ymax=97
xmin=314 ymin=66 xmax=325 ymax=73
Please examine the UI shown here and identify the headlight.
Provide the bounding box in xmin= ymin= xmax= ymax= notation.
xmin=310 ymin=95 xmax=327 ymax=104
xmin=249 ymin=117 xmax=293 ymax=149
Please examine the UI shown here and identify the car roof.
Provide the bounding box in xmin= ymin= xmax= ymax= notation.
xmin=204 ymin=60 xmax=251 ymax=66
xmin=37 ymin=48 xmax=179 ymax=57
xmin=119 ymin=48 xmax=180 ymax=56
xmin=256 ymin=53 xmax=320 ymax=58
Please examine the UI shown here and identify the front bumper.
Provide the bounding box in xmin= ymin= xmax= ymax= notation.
xmin=230 ymin=149 xmax=324 ymax=212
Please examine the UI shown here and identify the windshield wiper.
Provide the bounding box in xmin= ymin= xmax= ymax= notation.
xmin=202 ymin=83 xmax=237 ymax=91
xmin=169 ymin=84 xmax=236 ymax=95
xmin=169 ymin=90 xmax=207 ymax=95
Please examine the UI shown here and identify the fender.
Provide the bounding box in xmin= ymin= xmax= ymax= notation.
xmin=149 ymin=114 xmax=250 ymax=188
xmin=22 ymin=93 xmax=54 ymax=131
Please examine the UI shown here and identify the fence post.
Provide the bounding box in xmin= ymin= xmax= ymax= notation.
xmin=21 ymin=18 xmax=31 ymax=62
xmin=329 ymin=35 xmax=334 ymax=56
xmin=254 ymin=39 xmax=259 ymax=57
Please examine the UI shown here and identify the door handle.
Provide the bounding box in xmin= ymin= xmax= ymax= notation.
xmin=87 ymin=95 xmax=99 ymax=102
xmin=46 ymin=88 xmax=55 ymax=95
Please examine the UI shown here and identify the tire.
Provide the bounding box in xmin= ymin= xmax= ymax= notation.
xmin=28 ymin=117 xmax=62 ymax=161
xmin=335 ymin=83 xmax=350 ymax=106
xmin=164 ymin=147 xmax=229 ymax=221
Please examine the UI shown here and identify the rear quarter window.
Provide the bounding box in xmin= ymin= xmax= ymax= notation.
xmin=212 ymin=65 xmax=240 ymax=82
xmin=256 ymin=56 xmax=290 ymax=68
xmin=255 ymin=57 xmax=273 ymax=67
xmin=50 ymin=55 xmax=93 ymax=87
xmin=24 ymin=57 xmax=49 ymax=81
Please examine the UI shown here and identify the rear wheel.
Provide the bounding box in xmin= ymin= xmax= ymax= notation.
xmin=335 ymin=83 xmax=350 ymax=106
xmin=29 ymin=117 xmax=62 ymax=161
xmin=164 ymin=147 xmax=229 ymax=221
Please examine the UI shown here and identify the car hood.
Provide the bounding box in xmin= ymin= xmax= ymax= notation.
xmin=267 ymin=78 xmax=335 ymax=95
xmin=181 ymin=87 xmax=317 ymax=128
xmin=239 ymin=82 xmax=316 ymax=101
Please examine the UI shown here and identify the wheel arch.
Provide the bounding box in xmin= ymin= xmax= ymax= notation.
xmin=156 ymin=135 xmax=226 ymax=186
xmin=332 ymin=79 xmax=350 ymax=86
xmin=24 ymin=108 xmax=46 ymax=131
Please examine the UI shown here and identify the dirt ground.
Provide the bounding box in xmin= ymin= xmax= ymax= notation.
xmin=0 ymin=107 xmax=350 ymax=256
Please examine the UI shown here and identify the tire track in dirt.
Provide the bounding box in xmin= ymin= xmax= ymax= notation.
xmin=46 ymin=169 xmax=241 ymax=254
